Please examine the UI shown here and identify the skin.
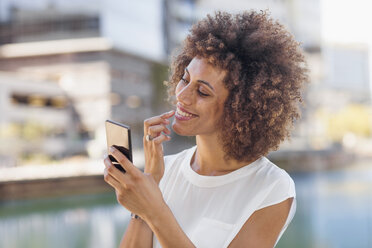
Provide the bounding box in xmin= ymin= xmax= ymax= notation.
xmin=174 ymin=57 xmax=259 ymax=175
xmin=103 ymin=57 xmax=293 ymax=248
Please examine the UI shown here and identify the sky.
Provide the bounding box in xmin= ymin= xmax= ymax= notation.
xmin=321 ymin=0 xmax=372 ymax=44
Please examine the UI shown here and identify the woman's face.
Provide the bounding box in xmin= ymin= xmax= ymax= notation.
xmin=172 ymin=57 xmax=229 ymax=137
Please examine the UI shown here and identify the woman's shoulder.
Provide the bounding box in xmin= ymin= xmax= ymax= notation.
xmin=256 ymin=157 xmax=293 ymax=183
xmin=254 ymin=156 xmax=296 ymax=209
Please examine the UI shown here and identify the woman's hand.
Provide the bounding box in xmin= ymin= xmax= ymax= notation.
xmin=104 ymin=146 xmax=196 ymax=248
xmin=143 ymin=110 xmax=175 ymax=184
xmin=104 ymin=146 xmax=165 ymax=220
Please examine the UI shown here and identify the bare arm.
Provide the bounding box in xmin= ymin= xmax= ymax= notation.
xmin=117 ymin=180 xmax=195 ymax=248
xmin=144 ymin=203 xmax=195 ymax=248
xmin=229 ymin=198 xmax=294 ymax=248
xmin=119 ymin=217 xmax=153 ymax=248
xmin=103 ymin=157 xmax=154 ymax=248
xmin=118 ymin=201 xmax=196 ymax=248
xmin=104 ymin=111 xmax=175 ymax=248
xmin=104 ymin=146 xmax=196 ymax=248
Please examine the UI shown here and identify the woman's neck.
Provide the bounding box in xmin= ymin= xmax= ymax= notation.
xmin=191 ymin=135 xmax=257 ymax=176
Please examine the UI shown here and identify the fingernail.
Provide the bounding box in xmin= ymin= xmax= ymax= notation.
xmin=110 ymin=146 xmax=115 ymax=152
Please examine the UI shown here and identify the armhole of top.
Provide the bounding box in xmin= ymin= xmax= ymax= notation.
xmin=223 ymin=176 xmax=296 ymax=248
xmin=223 ymin=195 xmax=296 ymax=248
xmin=256 ymin=175 xmax=296 ymax=211
xmin=274 ymin=196 xmax=296 ymax=247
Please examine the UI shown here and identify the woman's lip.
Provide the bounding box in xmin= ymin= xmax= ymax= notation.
xmin=175 ymin=104 xmax=198 ymax=121
xmin=177 ymin=105 xmax=197 ymax=116
xmin=175 ymin=111 xmax=197 ymax=121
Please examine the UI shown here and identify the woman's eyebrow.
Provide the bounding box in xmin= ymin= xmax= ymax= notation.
xmin=185 ymin=68 xmax=215 ymax=91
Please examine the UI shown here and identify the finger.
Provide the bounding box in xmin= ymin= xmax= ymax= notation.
xmin=109 ymin=146 xmax=138 ymax=175
xmin=144 ymin=111 xmax=175 ymax=133
xmin=144 ymin=117 xmax=167 ymax=134
xmin=103 ymin=158 xmax=122 ymax=186
xmin=104 ymin=170 xmax=122 ymax=190
xmin=160 ymin=110 xmax=175 ymax=119
xmin=148 ymin=124 xmax=171 ymax=137
xmin=104 ymin=156 xmax=128 ymax=182
xmin=152 ymin=133 xmax=171 ymax=145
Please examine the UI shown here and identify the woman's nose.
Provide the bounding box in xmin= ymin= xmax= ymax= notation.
xmin=176 ymin=84 xmax=193 ymax=106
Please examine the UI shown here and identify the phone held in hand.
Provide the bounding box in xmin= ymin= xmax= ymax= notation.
xmin=105 ymin=120 xmax=133 ymax=173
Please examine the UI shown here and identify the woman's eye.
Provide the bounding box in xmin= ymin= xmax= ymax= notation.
xmin=198 ymin=90 xmax=209 ymax=97
xmin=181 ymin=78 xmax=189 ymax=84
xmin=180 ymin=78 xmax=209 ymax=97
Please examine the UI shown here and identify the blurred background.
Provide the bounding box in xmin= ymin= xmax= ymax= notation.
xmin=0 ymin=0 xmax=371 ymax=247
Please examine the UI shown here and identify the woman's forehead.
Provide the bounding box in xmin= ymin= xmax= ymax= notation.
xmin=187 ymin=57 xmax=227 ymax=85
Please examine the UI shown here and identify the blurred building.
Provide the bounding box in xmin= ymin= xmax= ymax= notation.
xmin=0 ymin=0 xmax=100 ymax=44
xmin=313 ymin=0 xmax=372 ymax=154
xmin=0 ymin=2 xmax=165 ymax=167
xmin=163 ymin=0 xmax=321 ymax=56
xmin=100 ymin=0 xmax=165 ymax=62
xmin=0 ymin=38 xmax=161 ymax=166
xmin=1 ymin=0 xmax=370 ymax=169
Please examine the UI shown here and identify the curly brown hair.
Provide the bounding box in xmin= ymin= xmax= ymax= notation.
xmin=167 ymin=10 xmax=308 ymax=162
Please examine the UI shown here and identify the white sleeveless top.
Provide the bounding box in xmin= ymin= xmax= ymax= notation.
xmin=153 ymin=146 xmax=296 ymax=248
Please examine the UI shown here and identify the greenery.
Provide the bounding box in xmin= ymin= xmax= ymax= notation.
xmin=151 ymin=62 xmax=171 ymax=111
xmin=0 ymin=121 xmax=56 ymax=141
xmin=316 ymin=103 xmax=372 ymax=142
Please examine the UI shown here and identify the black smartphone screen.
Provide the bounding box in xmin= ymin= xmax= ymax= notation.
xmin=105 ymin=120 xmax=132 ymax=173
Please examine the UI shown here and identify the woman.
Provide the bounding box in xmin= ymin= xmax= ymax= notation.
xmin=103 ymin=10 xmax=307 ymax=248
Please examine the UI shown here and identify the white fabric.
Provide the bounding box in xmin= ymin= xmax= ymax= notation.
xmin=153 ymin=146 xmax=296 ymax=248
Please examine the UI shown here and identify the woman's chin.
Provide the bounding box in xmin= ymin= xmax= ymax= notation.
xmin=171 ymin=122 xmax=193 ymax=136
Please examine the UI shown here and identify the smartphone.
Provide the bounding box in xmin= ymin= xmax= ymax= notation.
xmin=105 ymin=120 xmax=133 ymax=173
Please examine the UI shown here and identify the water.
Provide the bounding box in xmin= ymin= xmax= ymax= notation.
xmin=278 ymin=164 xmax=372 ymax=248
xmin=1 ymin=163 xmax=371 ymax=248
xmin=0 ymin=193 xmax=129 ymax=248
